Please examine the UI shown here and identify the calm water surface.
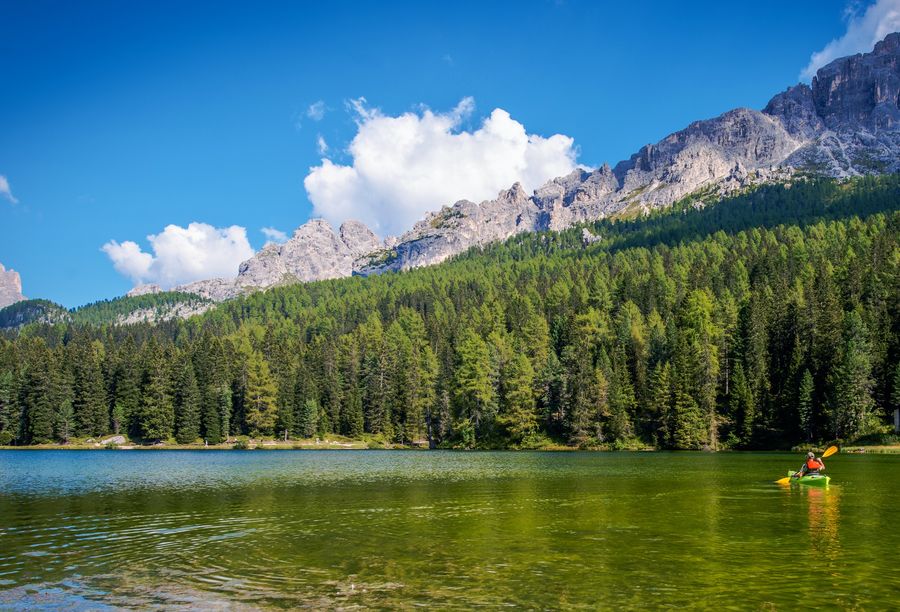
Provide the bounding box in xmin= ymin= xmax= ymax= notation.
xmin=0 ymin=450 xmax=897 ymax=609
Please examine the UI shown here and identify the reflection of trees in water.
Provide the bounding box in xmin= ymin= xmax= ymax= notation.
xmin=805 ymin=487 xmax=840 ymax=562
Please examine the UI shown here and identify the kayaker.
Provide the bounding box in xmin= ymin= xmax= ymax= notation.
xmin=798 ymin=451 xmax=825 ymax=477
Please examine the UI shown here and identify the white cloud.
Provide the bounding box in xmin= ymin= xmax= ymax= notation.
xmin=261 ymin=226 xmax=288 ymax=244
xmin=316 ymin=134 xmax=329 ymax=155
xmin=0 ymin=175 xmax=19 ymax=204
xmin=304 ymin=97 xmax=578 ymax=236
xmin=307 ymin=100 xmax=326 ymax=121
xmin=102 ymin=222 xmax=255 ymax=288
xmin=801 ymin=0 xmax=900 ymax=80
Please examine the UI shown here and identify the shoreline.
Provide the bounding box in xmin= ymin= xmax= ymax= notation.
xmin=1 ymin=442 xmax=897 ymax=453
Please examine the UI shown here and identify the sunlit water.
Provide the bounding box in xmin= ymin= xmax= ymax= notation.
xmin=0 ymin=450 xmax=897 ymax=609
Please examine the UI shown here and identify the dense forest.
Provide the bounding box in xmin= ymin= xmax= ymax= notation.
xmin=1 ymin=176 xmax=898 ymax=449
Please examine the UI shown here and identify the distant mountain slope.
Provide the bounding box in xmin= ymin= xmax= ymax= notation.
xmin=143 ymin=33 xmax=900 ymax=304
xmin=356 ymin=32 xmax=900 ymax=277
xmin=0 ymin=291 xmax=212 ymax=329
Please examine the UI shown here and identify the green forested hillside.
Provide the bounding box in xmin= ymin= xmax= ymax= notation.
xmin=0 ymin=291 xmax=211 ymax=330
xmin=1 ymin=176 xmax=898 ymax=448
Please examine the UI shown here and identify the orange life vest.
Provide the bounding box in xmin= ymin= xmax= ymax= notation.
xmin=806 ymin=458 xmax=822 ymax=470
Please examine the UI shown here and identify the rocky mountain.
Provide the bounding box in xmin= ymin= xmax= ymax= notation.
xmin=143 ymin=219 xmax=390 ymax=301
xmin=0 ymin=263 xmax=26 ymax=309
xmin=355 ymin=32 xmax=900 ymax=275
xmin=133 ymin=33 xmax=900 ymax=303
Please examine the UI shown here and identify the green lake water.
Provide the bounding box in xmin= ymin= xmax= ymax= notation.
xmin=0 ymin=450 xmax=897 ymax=610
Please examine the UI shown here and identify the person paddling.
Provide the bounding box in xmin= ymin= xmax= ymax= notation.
xmin=797 ymin=451 xmax=825 ymax=477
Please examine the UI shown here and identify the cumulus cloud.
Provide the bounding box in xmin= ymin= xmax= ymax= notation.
xmin=303 ymin=97 xmax=578 ymax=236
xmin=261 ymin=226 xmax=288 ymax=244
xmin=102 ymin=222 xmax=254 ymax=288
xmin=0 ymin=175 xmax=19 ymax=204
xmin=801 ymin=0 xmax=900 ymax=80
xmin=307 ymin=100 xmax=326 ymax=121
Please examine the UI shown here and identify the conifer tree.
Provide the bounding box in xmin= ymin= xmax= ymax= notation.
xmin=173 ymin=352 xmax=201 ymax=444
xmin=111 ymin=337 xmax=142 ymax=437
xmin=607 ymin=345 xmax=636 ymax=442
xmin=296 ymin=398 xmax=319 ymax=438
xmin=797 ymin=368 xmax=814 ymax=442
xmin=139 ymin=343 xmax=174 ymax=442
xmin=730 ymin=362 xmax=755 ymax=445
xmin=828 ymin=310 xmax=876 ymax=439
xmin=453 ymin=329 xmax=496 ymax=441
xmin=72 ymin=341 xmax=109 ymax=437
xmin=339 ymin=335 xmax=364 ymax=438
xmin=647 ymin=361 xmax=672 ymax=447
xmin=244 ymin=350 xmax=279 ymax=437
xmin=497 ymin=352 xmax=537 ymax=444
xmin=21 ymin=342 xmax=54 ymax=444
xmin=0 ymin=369 xmax=19 ymax=445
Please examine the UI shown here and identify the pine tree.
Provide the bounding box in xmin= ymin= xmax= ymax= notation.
xmin=358 ymin=313 xmax=388 ymax=435
xmin=797 ymin=368 xmax=814 ymax=442
xmin=672 ymin=385 xmax=704 ymax=450
xmin=55 ymin=399 xmax=75 ymax=444
xmin=671 ymin=341 xmax=705 ymax=450
xmin=681 ymin=289 xmax=721 ymax=449
xmin=244 ymin=350 xmax=278 ymax=437
xmin=201 ymin=383 xmax=231 ymax=444
xmin=607 ymin=346 xmax=636 ymax=442
xmin=647 ymin=361 xmax=672 ymax=447
xmin=828 ymin=309 xmax=876 ymax=440
xmin=730 ymin=362 xmax=756 ymax=446
xmin=340 ymin=345 xmax=364 ymax=439
xmin=0 ymin=369 xmax=19 ymax=445
xmin=453 ymin=329 xmax=496 ymax=442
xmin=21 ymin=342 xmax=54 ymax=444
xmin=296 ymin=398 xmax=319 ymax=438
xmin=139 ymin=343 xmax=174 ymax=442
xmin=72 ymin=341 xmax=109 ymax=437
xmin=111 ymin=337 xmax=141 ymax=437
xmin=317 ymin=339 xmax=342 ymax=436
xmin=49 ymin=348 xmax=74 ymax=443
xmin=497 ymin=352 xmax=537 ymax=445
xmin=173 ymin=353 xmax=201 ymax=444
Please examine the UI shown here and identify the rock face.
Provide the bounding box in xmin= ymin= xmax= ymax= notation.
xmin=357 ymin=183 xmax=538 ymax=274
xmin=0 ymin=263 xmax=26 ymax=309
xmin=131 ymin=33 xmax=900 ymax=303
xmin=354 ymin=32 xmax=900 ymax=275
xmin=126 ymin=284 xmax=162 ymax=297
xmin=169 ymin=219 xmax=390 ymax=300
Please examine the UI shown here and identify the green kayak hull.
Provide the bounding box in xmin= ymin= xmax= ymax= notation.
xmin=787 ymin=471 xmax=830 ymax=486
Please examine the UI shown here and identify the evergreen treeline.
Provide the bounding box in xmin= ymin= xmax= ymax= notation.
xmin=1 ymin=176 xmax=898 ymax=448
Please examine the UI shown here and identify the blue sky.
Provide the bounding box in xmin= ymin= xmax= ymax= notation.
xmin=0 ymin=0 xmax=889 ymax=306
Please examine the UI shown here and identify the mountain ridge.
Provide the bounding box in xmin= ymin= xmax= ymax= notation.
xmin=114 ymin=32 xmax=900 ymax=302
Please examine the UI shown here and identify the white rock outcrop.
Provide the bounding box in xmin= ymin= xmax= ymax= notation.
xmin=0 ymin=263 xmax=26 ymax=309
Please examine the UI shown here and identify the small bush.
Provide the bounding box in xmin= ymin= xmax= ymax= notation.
xmin=232 ymin=440 xmax=250 ymax=450
xmin=0 ymin=431 xmax=14 ymax=446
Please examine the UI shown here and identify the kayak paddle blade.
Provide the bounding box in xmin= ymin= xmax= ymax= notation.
xmin=822 ymin=445 xmax=838 ymax=458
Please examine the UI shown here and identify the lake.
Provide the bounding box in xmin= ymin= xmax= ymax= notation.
xmin=0 ymin=450 xmax=897 ymax=609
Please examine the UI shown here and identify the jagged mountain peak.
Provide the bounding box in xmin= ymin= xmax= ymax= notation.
xmin=147 ymin=32 xmax=900 ymax=305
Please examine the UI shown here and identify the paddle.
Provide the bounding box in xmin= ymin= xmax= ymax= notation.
xmin=776 ymin=445 xmax=838 ymax=485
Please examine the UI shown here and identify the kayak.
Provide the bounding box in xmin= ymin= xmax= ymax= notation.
xmin=786 ymin=471 xmax=830 ymax=487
